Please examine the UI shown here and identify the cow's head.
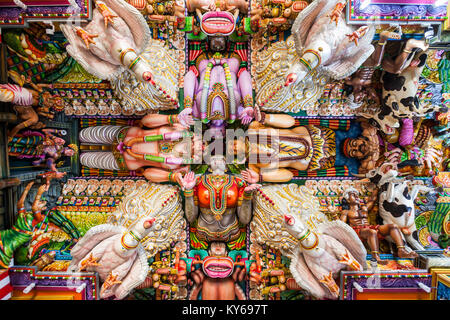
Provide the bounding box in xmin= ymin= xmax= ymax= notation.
xmin=352 ymin=162 xmax=405 ymax=186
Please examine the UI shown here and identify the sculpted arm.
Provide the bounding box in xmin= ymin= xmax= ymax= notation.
xmin=366 ymin=187 xmax=378 ymax=212
xmin=17 ymin=181 xmax=35 ymax=209
xmin=339 ymin=210 xmax=348 ymax=223
xmin=140 ymin=114 xmax=173 ymax=128
xmin=237 ymin=197 xmax=252 ymax=225
xmin=184 ymin=194 xmax=199 ymax=224
xmin=181 ymin=172 xmax=198 ymax=223
xmin=237 ymin=183 xmax=261 ymax=225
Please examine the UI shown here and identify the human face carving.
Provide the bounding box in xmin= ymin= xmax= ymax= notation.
xmin=346 ymin=138 xmax=370 ymax=160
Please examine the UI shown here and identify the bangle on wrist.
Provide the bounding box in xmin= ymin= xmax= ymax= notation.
xmin=168 ymin=115 xmax=176 ymax=126
xmin=184 ymin=189 xmax=194 ymax=197
xmin=243 ymin=191 xmax=253 ymax=200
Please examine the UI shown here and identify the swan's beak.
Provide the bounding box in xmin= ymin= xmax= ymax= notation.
xmin=144 ymin=218 xmax=156 ymax=229
xmin=284 ymin=73 xmax=297 ymax=86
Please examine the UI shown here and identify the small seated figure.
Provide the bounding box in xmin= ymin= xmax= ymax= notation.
xmin=8 ymin=128 xmax=77 ymax=172
xmin=0 ymin=75 xmax=62 ymax=140
xmin=339 ymin=187 xmax=418 ymax=265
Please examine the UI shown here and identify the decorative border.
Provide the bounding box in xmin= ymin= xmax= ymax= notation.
xmin=0 ymin=0 xmax=91 ymax=27
xmin=339 ymin=270 xmax=432 ymax=300
xmin=8 ymin=266 xmax=99 ymax=300
xmin=430 ymin=268 xmax=450 ymax=300
xmin=347 ymin=0 xmax=448 ymax=24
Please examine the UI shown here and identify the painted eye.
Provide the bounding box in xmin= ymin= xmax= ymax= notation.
xmin=285 ymin=73 xmax=297 ymax=86
xmin=284 ymin=215 xmax=295 ymax=226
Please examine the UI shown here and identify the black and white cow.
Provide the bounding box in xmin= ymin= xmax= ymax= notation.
xmin=366 ymin=52 xmax=447 ymax=134
xmin=360 ymin=163 xmax=432 ymax=250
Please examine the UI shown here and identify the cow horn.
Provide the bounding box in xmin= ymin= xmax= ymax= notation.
xmin=351 ymin=172 xmax=366 ymax=178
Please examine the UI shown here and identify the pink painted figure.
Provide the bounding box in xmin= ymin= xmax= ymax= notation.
xmin=184 ymin=52 xmax=255 ymax=138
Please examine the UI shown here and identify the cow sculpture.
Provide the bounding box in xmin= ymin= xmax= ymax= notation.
xmin=366 ymin=39 xmax=447 ymax=134
xmin=355 ymin=163 xmax=432 ymax=250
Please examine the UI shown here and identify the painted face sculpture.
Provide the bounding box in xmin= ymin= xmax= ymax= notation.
xmin=202 ymin=242 xmax=234 ymax=278
xmin=187 ymin=0 xmax=248 ymax=36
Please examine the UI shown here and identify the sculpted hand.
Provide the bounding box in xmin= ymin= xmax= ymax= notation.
xmin=347 ymin=26 xmax=369 ymax=46
xmin=422 ymin=146 xmax=443 ymax=174
xmin=244 ymin=183 xmax=262 ymax=193
xmin=181 ymin=171 xmax=196 ymax=190
xmin=241 ymin=169 xmax=260 ymax=184
xmin=178 ymin=108 xmax=194 ymax=127
xmin=384 ymin=148 xmax=402 ymax=165
xmin=239 ymin=107 xmax=255 ymax=125
xmin=75 ymin=27 xmax=98 ymax=49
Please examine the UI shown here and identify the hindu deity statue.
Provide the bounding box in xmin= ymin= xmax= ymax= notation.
xmin=226 ymin=113 xmax=371 ymax=181
xmin=180 ymin=155 xmax=260 ymax=248
xmin=342 ymin=119 xmax=443 ymax=175
xmin=184 ymin=48 xmax=255 ymax=138
xmin=8 ymin=128 xmax=77 ymax=172
xmin=79 ymin=112 xmax=203 ymax=184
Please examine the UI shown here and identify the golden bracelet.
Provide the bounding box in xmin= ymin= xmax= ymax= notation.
xmin=183 ymin=189 xmax=194 ymax=197
xmin=243 ymin=191 xmax=253 ymax=200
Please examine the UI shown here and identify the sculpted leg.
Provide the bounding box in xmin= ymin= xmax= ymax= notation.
xmin=361 ymin=228 xmax=388 ymax=265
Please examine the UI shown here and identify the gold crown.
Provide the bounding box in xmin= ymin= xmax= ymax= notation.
xmin=68 ymin=143 xmax=79 ymax=154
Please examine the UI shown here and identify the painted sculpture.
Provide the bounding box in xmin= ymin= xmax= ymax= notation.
xmin=181 ymin=156 xmax=259 ymax=248
xmin=339 ymin=186 xmax=419 ymax=264
xmin=8 ymin=129 xmax=77 ymax=172
xmin=0 ymin=182 xmax=35 ymax=268
xmin=79 ymin=113 xmax=200 ymax=183
xmin=231 ymin=113 xmax=348 ymax=182
xmin=355 ymin=163 xmax=433 ymax=250
xmin=184 ymin=51 xmax=255 ymax=137
xmin=256 ymin=0 xmax=375 ymax=112
xmin=251 ymin=184 xmax=367 ymax=299
xmin=368 ymin=38 xmax=448 ymax=134
xmin=68 ymin=183 xmax=185 ymax=299
xmin=60 ymin=0 xmax=180 ymax=111
xmin=283 ymin=213 xmax=363 ymax=299
xmin=176 ymin=242 xmax=260 ymax=300
xmin=1 ymin=74 xmax=61 ymax=139
xmin=1 ymin=0 xmax=449 ymax=303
